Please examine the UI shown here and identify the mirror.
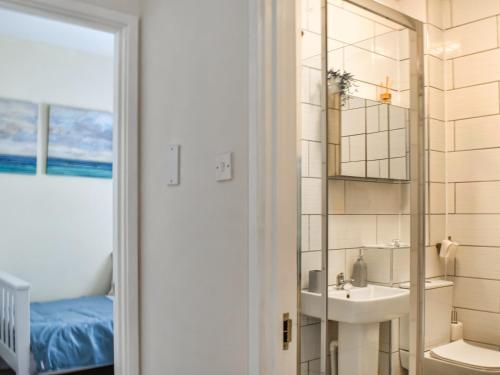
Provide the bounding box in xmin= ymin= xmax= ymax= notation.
xmin=328 ymin=95 xmax=409 ymax=180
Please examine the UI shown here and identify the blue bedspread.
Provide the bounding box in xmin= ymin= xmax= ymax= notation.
xmin=30 ymin=296 xmax=113 ymax=373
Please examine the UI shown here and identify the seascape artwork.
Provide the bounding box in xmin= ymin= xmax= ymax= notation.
xmin=0 ymin=98 xmax=39 ymax=175
xmin=47 ymin=105 xmax=113 ymax=179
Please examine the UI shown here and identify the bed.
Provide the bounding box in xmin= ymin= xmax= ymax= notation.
xmin=0 ymin=272 xmax=114 ymax=375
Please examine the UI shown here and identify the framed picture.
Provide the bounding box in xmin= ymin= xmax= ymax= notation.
xmin=0 ymin=98 xmax=38 ymax=175
xmin=47 ymin=105 xmax=113 ymax=178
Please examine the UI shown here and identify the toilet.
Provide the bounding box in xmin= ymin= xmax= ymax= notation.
xmin=399 ymin=279 xmax=500 ymax=374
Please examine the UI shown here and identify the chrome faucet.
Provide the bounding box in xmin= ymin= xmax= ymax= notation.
xmin=336 ymin=272 xmax=353 ymax=290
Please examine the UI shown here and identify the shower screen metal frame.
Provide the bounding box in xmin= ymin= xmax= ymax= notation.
xmin=297 ymin=1 xmax=426 ymax=374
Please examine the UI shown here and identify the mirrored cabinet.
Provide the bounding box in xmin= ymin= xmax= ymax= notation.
xmin=328 ymin=95 xmax=410 ymax=181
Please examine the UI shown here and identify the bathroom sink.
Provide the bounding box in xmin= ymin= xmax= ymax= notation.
xmin=302 ymin=285 xmax=409 ymax=375
xmin=302 ymin=284 xmax=409 ymax=323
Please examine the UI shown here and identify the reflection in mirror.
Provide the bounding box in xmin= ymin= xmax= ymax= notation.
xmin=328 ymin=96 xmax=409 ymax=181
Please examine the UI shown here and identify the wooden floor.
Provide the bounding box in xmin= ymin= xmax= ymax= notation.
xmin=0 ymin=366 xmax=113 ymax=375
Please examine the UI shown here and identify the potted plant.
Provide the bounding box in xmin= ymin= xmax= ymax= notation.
xmin=327 ymin=69 xmax=356 ymax=106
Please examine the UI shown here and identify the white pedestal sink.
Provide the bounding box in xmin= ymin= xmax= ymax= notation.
xmin=302 ymin=284 xmax=409 ymax=375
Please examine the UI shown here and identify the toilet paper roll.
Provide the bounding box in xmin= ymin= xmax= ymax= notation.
xmin=440 ymin=239 xmax=459 ymax=258
xmin=451 ymin=322 xmax=464 ymax=341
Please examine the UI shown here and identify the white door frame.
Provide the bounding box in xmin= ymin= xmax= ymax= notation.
xmin=249 ymin=0 xmax=298 ymax=374
xmin=0 ymin=1 xmax=140 ymax=375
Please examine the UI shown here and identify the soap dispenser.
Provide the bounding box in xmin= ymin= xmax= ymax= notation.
xmin=352 ymin=249 xmax=367 ymax=287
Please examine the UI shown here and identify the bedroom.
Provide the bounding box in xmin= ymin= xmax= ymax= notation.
xmin=0 ymin=7 xmax=115 ymax=375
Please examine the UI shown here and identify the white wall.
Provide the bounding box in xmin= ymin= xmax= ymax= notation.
xmin=139 ymin=0 xmax=249 ymax=374
xmin=0 ymin=34 xmax=114 ymax=302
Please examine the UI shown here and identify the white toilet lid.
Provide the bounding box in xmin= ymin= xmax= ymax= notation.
xmin=431 ymin=340 xmax=500 ymax=371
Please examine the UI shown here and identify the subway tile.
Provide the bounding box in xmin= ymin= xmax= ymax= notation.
xmin=399 ymin=29 xmax=410 ymax=60
xmin=367 ymin=132 xmax=389 ymax=160
xmin=302 ymin=141 xmax=309 ymax=177
xmin=389 ymin=105 xmax=407 ymax=131
xmin=446 ymin=121 xmax=454 ymax=151
xmin=389 ymin=129 xmax=406 ymax=158
xmin=425 ymin=24 xmax=444 ymax=59
xmin=399 ymin=215 xmax=410 ymax=244
xmin=301 ymin=321 xmax=321 ymax=361
xmin=445 ymin=60 xmax=453 ymax=91
xmin=302 ymin=215 xmax=310 ymax=251
xmin=451 ymin=0 xmax=500 ymax=27
xmin=456 ymin=182 xmax=500 ymax=213
xmin=427 ymin=87 xmax=445 ymax=121
xmin=454 ymin=277 xmax=500 ymax=313
xmin=453 ymin=48 xmax=500 ymax=88
xmin=429 ymin=119 xmax=445 ymax=152
xmin=445 ymin=17 xmax=498 ymax=59
xmin=448 ymin=149 xmax=500 ymax=182
xmin=448 ymin=214 xmax=500 ymax=246
xmin=367 ymin=160 xmax=381 ymax=178
xmin=393 ymin=247 xmax=410 ymax=283
xmin=302 ymin=103 xmax=321 ymax=141
xmin=341 ymin=107 xmax=366 ymax=136
xmin=341 ymin=137 xmax=350 ymax=162
xmin=427 ymin=55 xmax=444 ymax=90
xmin=302 ymin=178 xmax=322 ymax=214
xmin=327 ymin=47 xmax=343 ymax=72
xmin=301 ymin=68 xmax=310 ymax=104
xmin=456 ymin=246 xmax=500 ymax=280
xmin=329 ymin=214 xmax=377 ymax=249
xmin=389 ymin=157 xmax=407 ymax=180
xmin=455 ymin=114 xmax=500 ymax=151
xmin=344 ymin=45 xmax=398 ymax=89
xmin=430 ymin=183 xmax=446 ymax=214
xmin=341 ymin=161 xmax=365 ymax=177
xmin=399 ymin=59 xmax=410 ymax=92
xmin=429 ymin=215 xmax=446 ymax=249
xmin=301 ymin=251 xmax=321 ymax=289
xmin=309 ymin=68 xmax=322 ymax=105
xmin=301 ymin=30 xmax=321 ymax=61
xmin=328 ymin=180 xmax=345 ymax=214
xmin=429 ymin=151 xmax=445 ymax=182
xmin=447 ymin=183 xmax=455 ymax=214
xmin=306 ymin=0 xmax=321 ymax=34
xmin=374 ymin=31 xmax=399 ymax=59
xmin=349 ymin=134 xmax=366 ymax=162
xmin=327 ymin=4 xmax=374 ymax=45
xmin=427 ymin=0 xmax=445 ymax=28
xmin=457 ymin=308 xmax=500 ymax=346
xmin=344 ymin=181 xmax=402 ymax=214
xmin=309 ymin=215 xmax=322 ymax=251
xmin=442 ymin=0 xmax=452 ymax=29
xmin=446 ymin=83 xmax=499 ymax=121
xmin=308 ymin=141 xmax=322 ymax=177
xmin=376 ymin=215 xmax=401 ymax=245
xmin=426 ymin=245 xmax=444 ymax=279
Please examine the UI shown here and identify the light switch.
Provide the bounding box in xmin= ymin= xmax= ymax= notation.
xmin=167 ymin=144 xmax=180 ymax=185
xmin=216 ymin=152 xmax=232 ymax=181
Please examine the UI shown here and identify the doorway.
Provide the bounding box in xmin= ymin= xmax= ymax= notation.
xmin=0 ymin=1 xmax=138 ymax=374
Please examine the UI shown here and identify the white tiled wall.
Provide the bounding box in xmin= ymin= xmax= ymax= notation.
xmin=444 ymin=0 xmax=500 ymax=350
xmin=296 ymin=0 xmax=496 ymax=373
xmin=299 ymin=2 xmax=415 ymax=374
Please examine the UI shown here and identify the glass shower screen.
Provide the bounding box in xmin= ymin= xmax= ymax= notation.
xmin=298 ymin=1 xmax=424 ymax=375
